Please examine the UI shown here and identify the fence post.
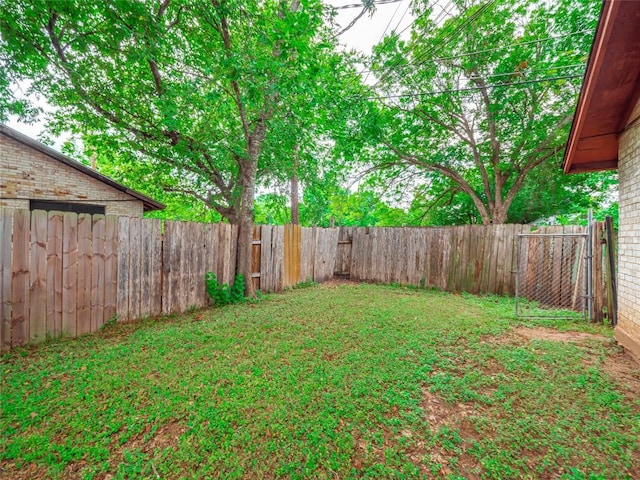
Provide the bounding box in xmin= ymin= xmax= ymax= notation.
xmin=586 ymin=209 xmax=594 ymax=321
xmin=604 ymin=216 xmax=618 ymax=325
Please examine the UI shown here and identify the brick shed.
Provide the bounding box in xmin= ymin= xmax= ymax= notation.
xmin=0 ymin=125 xmax=164 ymax=217
xmin=563 ymin=0 xmax=640 ymax=361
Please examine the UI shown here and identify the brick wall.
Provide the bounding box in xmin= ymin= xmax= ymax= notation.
xmin=616 ymin=98 xmax=640 ymax=361
xmin=0 ymin=134 xmax=143 ymax=217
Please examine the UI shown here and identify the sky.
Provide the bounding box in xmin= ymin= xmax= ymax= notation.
xmin=6 ymin=0 xmax=416 ymax=145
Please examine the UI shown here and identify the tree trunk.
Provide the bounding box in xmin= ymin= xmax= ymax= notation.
xmin=235 ymin=162 xmax=258 ymax=297
xmin=290 ymin=173 xmax=299 ymax=225
xmin=290 ymin=144 xmax=300 ymax=224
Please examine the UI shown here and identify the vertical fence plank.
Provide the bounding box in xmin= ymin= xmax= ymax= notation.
xmin=230 ymin=225 xmax=239 ymax=282
xmin=11 ymin=209 xmax=30 ymax=346
xmin=117 ymin=216 xmax=130 ymax=322
xmin=162 ymin=221 xmax=174 ymax=315
xmin=150 ymin=219 xmax=163 ymax=316
xmin=91 ymin=215 xmax=105 ymax=332
xmin=300 ymin=227 xmax=314 ymax=283
xmin=260 ymin=226 xmax=272 ymax=292
xmin=273 ymin=226 xmax=285 ymax=290
xmin=47 ymin=211 xmax=63 ymax=339
xmin=76 ymin=214 xmax=92 ymax=336
xmin=62 ymin=212 xmax=78 ymax=337
xmin=29 ymin=210 xmax=48 ymax=342
xmin=252 ymin=225 xmax=261 ymax=291
xmin=218 ymin=224 xmax=231 ymax=287
xmin=104 ymin=215 xmax=118 ymax=322
xmin=171 ymin=221 xmax=184 ymax=313
xmin=195 ymin=223 xmax=206 ymax=307
xmin=592 ymin=222 xmax=605 ymax=322
xmin=1 ymin=209 xmax=14 ymax=351
xmin=139 ymin=219 xmax=152 ymax=319
xmin=128 ymin=217 xmax=141 ymax=320
xmin=207 ymin=223 xmax=219 ymax=289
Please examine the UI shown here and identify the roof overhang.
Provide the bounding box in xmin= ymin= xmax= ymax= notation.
xmin=1 ymin=125 xmax=165 ymax=212
xmin=563 ymin=0 xmax=640 ymax=174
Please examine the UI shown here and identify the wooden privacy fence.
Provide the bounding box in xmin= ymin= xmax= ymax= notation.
xmin=0 ymin=208 xmax=606 ymax=351
xmin=347 ymin=224 xmax=589 ymax=295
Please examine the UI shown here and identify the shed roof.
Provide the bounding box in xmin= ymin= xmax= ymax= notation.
xmin=1 ymin=125 xmax=165 ymax=212
xmin=563 ymin=0 xmax=640 ymax=174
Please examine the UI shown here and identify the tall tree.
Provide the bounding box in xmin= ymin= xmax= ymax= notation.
xmin=0 ymin=0 xmax=342 ymax=294
xmin=364 ymin=0 xmax=601 ymax=224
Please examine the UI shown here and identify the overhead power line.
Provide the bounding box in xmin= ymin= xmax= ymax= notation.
xmin=363 ymin=0 xmax=406 ymax=83
xmin=358 ymin=29 xmax=591 ymax=79
xmin=371 ymin=0 xmax=496 ymax=89
xmin=367 ymin=73 xmax=583 ymax=100
xmin=331 ymin=0 xmax=403 ymax=10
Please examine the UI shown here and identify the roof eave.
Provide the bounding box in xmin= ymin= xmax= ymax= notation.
xmin=0 ymin=125 xmax=165 ymax=212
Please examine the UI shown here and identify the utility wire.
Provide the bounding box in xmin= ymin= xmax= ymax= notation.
xmin=391 ymin=0 xmax=412 ymax=34
xmin=363 ymin=0 xmax=405 ymax=83
xmin=359 ymin=29 xmax=592 ymax=76
xmin=365 ymin=73 xmax=583 ymax=100
xmin=371 ymin=0 xmax=496 ymax=90
xmin=356 ymin=0 xmax=447 ymax=76
xmin=331 ymin=0 xmax=403 ymax=9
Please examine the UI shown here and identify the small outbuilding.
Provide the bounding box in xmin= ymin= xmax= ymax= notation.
xmin=563 ymin=0 xmax=640 ymax=361
xmin=0 ymin=125 xmax=164 ymax=217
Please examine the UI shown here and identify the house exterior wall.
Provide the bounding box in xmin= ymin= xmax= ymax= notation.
xmin=616 ymin=97 xmax=640 ymax=361
xmin=0 ymin=134 xmax=143 ymax=217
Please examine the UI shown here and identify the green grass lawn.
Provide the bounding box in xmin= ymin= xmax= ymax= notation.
xmin=1 ymin=283 xmax=639 ymax=479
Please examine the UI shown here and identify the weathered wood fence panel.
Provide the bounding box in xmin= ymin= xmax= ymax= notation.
xmin=344 ymin=224 xmax=591 ymax=297
xmin=0 ymin=207 xmax=606 ymax=351
xmin=284 ymin=224 xmax=301 ymax=288
xmin=0 ymin=209 xmax=123 ymax=348
xmin=313 ymin=227 xmax=339 ymax=282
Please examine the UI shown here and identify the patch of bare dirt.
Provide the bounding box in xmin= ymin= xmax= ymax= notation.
xmin=513 ymin=327 xmax=609 ymax=344
xmin=100 ymin=421 xmax=186 ymax=478
xmin=319 ymin=279 xmax=359 ymax=289
xmin=422 ymin=388 xmax=474 ymax=431
xmin=0 ymin=461 xmax=48 ymax=480
xmin=421 ymin=388 xmax=484 ymax=479
xmin=602 ymin=351 xmax=640 ymax=399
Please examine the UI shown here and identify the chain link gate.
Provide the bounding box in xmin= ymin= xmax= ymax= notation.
xmin=515 ymin=227 xmax=592 ymax=319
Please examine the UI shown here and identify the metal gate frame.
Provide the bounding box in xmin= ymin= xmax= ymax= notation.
xmin=515 ymin=219 xmax=593 ymax=319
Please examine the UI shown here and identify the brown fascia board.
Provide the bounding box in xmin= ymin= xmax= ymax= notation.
xmin=0 ymin=124 xmax=165 ymax=212
xmin=562 ymin=0 xmax=616 ymax=174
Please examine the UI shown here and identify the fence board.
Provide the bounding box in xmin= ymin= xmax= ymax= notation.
xmin=162 ymin=221 xmax=174 ymax=314
xmin=104 ymin=216 xmax=118 ymax=322
xmin=62 ymin=212 xmax=78 ymax=337
xmin=128 ymin=217 xmax=141 ymax=320
xmin=117 ymin=216 xmax=130 ymax=322
xmin=300 ymin=227 xmax=315 ymax=283
xmin=218 ymin=223 xmax=232 ymax=286
xmin=91 ymin=215 xmax=105 ymax=332
xmin=206 ymin=223 xmax=219 ymax=290
xmin=11 ymin=209 xmax=30 ymax=346
xmin=139 ymin=219 xmax=152 ymax=318
xmin=170 ymin=221 xmax=184 ymax=313
xmin=28 ymin=209 xmax=47 ymax=342
xmin=0 ymin=209 xmax=10 ymax=351
xmin=252 ymin=225 xmax=261 ymax=291
xmin=76 ymin=214 xmax=92 ymax=336
xmin=284 ymin=224 xmax=301 ymax=288
xmin=271 ymin=226 xmax=284 ymax=290
xmin=150 ymin=219 xmax=162 ymax=316
xmin=44 ymin=214 xmax=59 ymax=337
xmin=592 ymin=222 xmax=605 ymax=322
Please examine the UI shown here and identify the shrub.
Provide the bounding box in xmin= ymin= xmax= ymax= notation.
xmin=206 ymin=272 xmax=246 ymax=306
